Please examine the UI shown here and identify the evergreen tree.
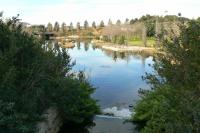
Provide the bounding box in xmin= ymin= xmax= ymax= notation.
xmin=124 ymin=18 xmax=129 ymax=24
xmin=47 ymin=22 xmax=53 ymax=32
xmin=53 ymin=21 xmax=60 ymax=32
xmin=99 ymin=20 xmax=104 ymax=27
xmin=116 ymin=19 xmax=121 ymax=25
xmin=130 ymin=18 xmax=138 ymax=24
xmin=108 ymin=19 xmax=113 ymax=26
xmin=69 ymin=22 xmax=73 ymax=31
xmin=84 ymin=20 xmax=89 ymax=29
xmin=76 ymin=22 xmax=81 ymax=30
xmin=92 ymin=21 xmax=96 ymax=29
xmin=61 ymin=22 xmax=67 ymax=34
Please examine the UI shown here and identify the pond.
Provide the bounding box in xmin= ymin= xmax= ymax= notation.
xmin=64 ymin=41 xmax=154 ymax=133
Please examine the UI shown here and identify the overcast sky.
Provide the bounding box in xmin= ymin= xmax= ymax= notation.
xmin=0 ymin=0 xmax=199 ymax=25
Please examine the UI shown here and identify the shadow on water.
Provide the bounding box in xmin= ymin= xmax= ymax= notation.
xmin=59 ymin=119 xmax=96 ymax=133
xmin=58 ymin=119 xmax=142 ymax=133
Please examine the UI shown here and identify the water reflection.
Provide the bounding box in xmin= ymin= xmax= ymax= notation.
xmin=77 ymin=41 xmax=81 ymax=50
xmin=66 ymin=42 xmax=154 ymax=108
xmin=45 ymin=41 xmax=154 ymax=108
xmin=59 ymin=120 xmax=94 ymax=133
xmin=46 ymin=41 xmax=154 ymax=133
xmin=84 ymin=42 xmax=90 ymax=51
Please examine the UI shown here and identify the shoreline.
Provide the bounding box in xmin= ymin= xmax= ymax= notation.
xmin=102 ymin=45 xmax=155 ymax=52
xmin=92 ymin=42 xmax=156 ymax=54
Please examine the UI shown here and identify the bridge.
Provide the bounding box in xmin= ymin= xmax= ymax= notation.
xmin=32 ymin=32 xmax=57 ymax=40
xmin=44 ymin=32 xmax=56 ymax=40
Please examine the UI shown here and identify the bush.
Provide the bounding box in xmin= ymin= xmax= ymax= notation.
xmin=0 ymin=16 xmax=99 ymax=132
xmin=118 ymin=35 xmax=126 ymax=45
xmin=132 ymin=20 xmax=200 ymax=132
xmin=111 ymin=35 xmax=126 ymax=44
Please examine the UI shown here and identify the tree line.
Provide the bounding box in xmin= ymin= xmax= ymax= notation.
xmin=30 ymin=14 xmax=188 ymax=34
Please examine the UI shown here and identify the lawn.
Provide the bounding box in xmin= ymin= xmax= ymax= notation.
xmin=128 ymin=37 xmax=156 ymax=47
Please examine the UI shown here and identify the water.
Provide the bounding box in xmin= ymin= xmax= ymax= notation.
xmin=65 ymin=42 xmax=154 ymax=133
xmin=68 ymin=42 xmax=154 ymax=108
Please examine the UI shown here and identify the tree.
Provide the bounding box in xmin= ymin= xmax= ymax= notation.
xmin=0 ymin=11 xmax=3 ymax=17
xmin=118 ymin=35 xmax=125 ymax=44
xmin=142 ymin=25 xmax=147 ymax=47
xmin=108 ymin=19 xmax=113 ymax=26
xmin=137 ymin=15 xmax=156 ymax=37
xmin=92 ymin=21 xmax=96 ymax=29
xmin=30 ymin=25 xmax=45 ymax=33
xmin=130 ymin=18 xmax=138 ymax=24
xmin=69 ymin=22 xmax=73 ymax=31
xmin=84 ymin=20 xmax=89 ymax=29
xmin=53 ymin=21 xmax=60 ymax=32
xmin=99 ymin=20 xmax=104 ymax=27
xmin=155 ymin=16 xmax=161 ymax=39
xmin=124 ymin=18 xmax=129 ymax=24
xmin=0 ymin=15 xmax=99 ymax=133
xmin=47 ymin=22 xmax=53 ymax=32
xmin=133 ymin=20 xmax=200 ymax=132
xmin=178 ymin=12 xmax=182 ymax=17
xmin=61 ymin=22 xmax=67 ymax=34
xmin=76 ymin=22 xmax=81 ymax=30
xmin=116 ymin=19 xmax=121 ymax=25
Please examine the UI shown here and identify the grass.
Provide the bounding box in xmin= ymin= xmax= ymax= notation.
xmin=128 ymin=37 xmax=156 ymax=47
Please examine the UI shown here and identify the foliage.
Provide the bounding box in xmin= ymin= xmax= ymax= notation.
xmin=54 ymin=21 xmax=60 ymax=32
xmin=102 ymin=35 xmax=111 ymax=42
xmin=84 ymin=20 xmax=89 ymax=29
xmin=99 ymin=20 xmax=104 ymax=27
xmin=108 ymin=19 xmax=113 ymax=26
xmin=132 ymin=20 xmax=200 ymax=132
xmin=87 ymin=32 xmax=94 ymax=36
xmin=61 ymin=22 xmax=67 ymax=34
xmin=118 ymin=35 xmax=126 ymax=44
xmin=130 ymin=18 xmax=138 ymax=24
xmin=110 ymin=35 xmax=126 ymax=44
xmin=46 ymin=22 xmax=53 ymax=32
xmin=92 ymin=21 xmax=96 ymax=29
xmin=77 ymin=22 xmax=81 ymax=30
xmin=116 ymin=19 xmax=121 ymax=26
xmin=0 ymin=16 xmax=99 ymax=133
xmin=69 ymin=22 xmax=73 ymax=31
xmin=30 ymin=25 xmax=45 ymax=33
xmin=139 ymin=15 xmax=156 ymax=37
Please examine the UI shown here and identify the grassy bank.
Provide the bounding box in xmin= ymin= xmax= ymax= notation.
xmin=128 ymin=37 xmax=156 ymax=47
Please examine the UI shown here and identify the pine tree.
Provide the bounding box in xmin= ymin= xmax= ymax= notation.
xmin=53 ymin=21 xmax=60 ymax=32
xmin=76 ymin=22 xmax=81 ymax=30
xmin=84 ymin=20 xmax=89 ymax=29
xmin=116 ymin=19 xmax=121 ymax=26
xmin=108 ymin=19 xmax=113 ymax=26
xmin=92 ymin=21 xmax=96 ymax=29
xmin=47 ymin=22 xmax=53 ymax=32
xmin=99 ymin=20 xmax=104 ymax=27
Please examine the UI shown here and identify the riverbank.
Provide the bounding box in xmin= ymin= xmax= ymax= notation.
xmin=91 ymin=40 xmax=156 ymax=54
xmin=92 ymin=43 xmax=156 ymax=55
xmin=102 ymin=45 xmax=155 ymax=53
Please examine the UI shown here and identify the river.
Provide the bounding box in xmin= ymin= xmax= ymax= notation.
xmin=59 ymin=41 xmax=154 ymax=133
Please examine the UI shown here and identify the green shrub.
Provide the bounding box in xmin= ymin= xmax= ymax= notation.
xmin=0 ymin=15 xmax=99 ymax=132
xmin=132 ymin=20 xmax=200 ymax=132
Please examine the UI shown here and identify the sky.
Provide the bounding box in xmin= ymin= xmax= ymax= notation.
xmin=0 ymin=0 xmax=199 ymax=25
